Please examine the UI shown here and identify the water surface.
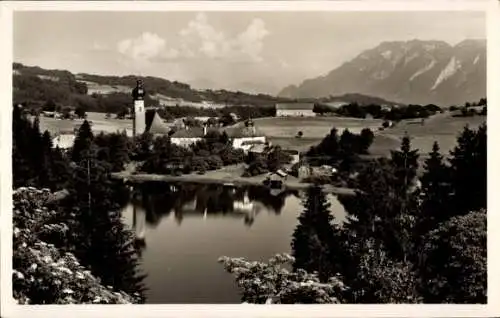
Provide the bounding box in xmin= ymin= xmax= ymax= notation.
xmin=121 ymin=182 xmax=347 ymax=303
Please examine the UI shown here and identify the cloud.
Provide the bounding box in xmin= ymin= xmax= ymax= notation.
xmin=116 ymin=13 xmax=270 ymax=64
xmin=117 ymin=32 xmax=168 ymax=61
xmin=235 ymin=18 xmax=269 ymax=62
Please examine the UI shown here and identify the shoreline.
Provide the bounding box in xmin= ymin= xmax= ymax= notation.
xmin=111 ymin=172 xmax=356 ymax=196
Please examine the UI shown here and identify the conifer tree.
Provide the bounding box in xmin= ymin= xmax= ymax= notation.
xmin=420 ymin=142 xmax=453 ymax=226
xmin=71 ymin=120 xmax=94 ymax=163
xmin=359 ymin=128 xmax=375 ymax=154
xmin=448 ymin=124 xmax=486 ymax=215
xmin=390 ymin=135 xmax=419 ymax=193
xmin=64 ymin=123 xmax=146 ymax=302
xmin=291 ymin=185 xmax=344 ymax=282
xmin=339 ymin=129 xmax=357 ymax=172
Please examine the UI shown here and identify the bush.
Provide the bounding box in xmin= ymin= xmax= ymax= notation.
xmin=219 ymin=254 xmax=346 ymax=304
xmin=420 ymin=210 xmax=486 ymax=303
xmin=12 ymin=187 xmax=139 ymax=304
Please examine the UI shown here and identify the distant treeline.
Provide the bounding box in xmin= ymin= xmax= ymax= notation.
xmin=314 ymin=98 xmax=486 ymax=121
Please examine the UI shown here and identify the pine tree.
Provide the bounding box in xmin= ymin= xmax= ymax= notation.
xmin=390 ymin=135 xmax=419 ymax=193
xmin=64 ymin=122 xmax=146 ymax=302
xmin=420 ymin=142 xmax=453 ymax=225
xmin=49 ymin=146 xmax=72 ymax=191
xmin=71 ymin=120 xmax=94 ymax=163
xmin=291 ymin=185 xmax=343 ymax=282
xmin=339 ymin=129 xmax=357 ymax=172
xmin=448 ymin=124 xmax=486 ymax=215
xmin=359 ymin=128 xmax=375 ymax=154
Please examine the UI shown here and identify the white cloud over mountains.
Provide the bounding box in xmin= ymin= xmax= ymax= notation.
xmin=116 ymin=13 xmax=269 ymax=63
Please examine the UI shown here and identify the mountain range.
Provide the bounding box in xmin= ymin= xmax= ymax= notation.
xmin=279 ymin=39 xmax=486 ymax=106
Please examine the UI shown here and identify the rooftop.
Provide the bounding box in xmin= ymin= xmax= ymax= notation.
xmin=170 ymin=127 xmax=220 ymax=138
xmin=248 ymin=144 xmax=268 ymax=153
xmin=145 ymin=110 xmax=171 ymax=135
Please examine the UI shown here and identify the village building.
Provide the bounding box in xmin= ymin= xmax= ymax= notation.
xmin=144 ymin=109 xmax=171 ymax=137
xmin=275 ymin=103 xmax=315 ymax=117
xmin=170 ymin=126 xmax=207 ymax=147
xmin=283 ymin=149 xmax=300 ymax=165
xmin=224 ymin=126 xmax=266 ymax=152
xmin=52 ymin=133 xmax=76 ymax=149
xmin=248 ymin=143 xmax=268 ymax=156
xmin=380 ymin=104 xmax=392 ymax=112
xmin=290 ymin=161 xmax=312 ymax=179
xmin=264 ymin=170 xmax=288 ymax=189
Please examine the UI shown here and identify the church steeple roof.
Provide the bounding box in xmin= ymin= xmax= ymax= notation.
xmin=145 ymin=109 xmax=171 ymax=135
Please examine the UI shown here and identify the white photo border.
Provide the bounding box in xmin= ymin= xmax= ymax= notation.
xmin=1 ymin=1 xmax=498 ymax=317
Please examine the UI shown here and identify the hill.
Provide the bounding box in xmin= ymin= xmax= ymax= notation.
xmin=279 ymin=39 xmax=486 ymax=106
xmin=13 ymin=63 xmax=406 ymax=114
xmin=13 ymin=63 xmax=291 ymax=110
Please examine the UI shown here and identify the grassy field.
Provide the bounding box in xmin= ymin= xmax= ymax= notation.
xmin=253 ymin=113 xmax=486 ymax=160
xmin=376 ymin=112 xmax=486 ymax=156
xmin=39 ymin=112 xmax=133 ymax=136
xmin=251 ymin=116 xmax=383 ymax=139
xmin=40 ymin=111 xmax=485 ymax=163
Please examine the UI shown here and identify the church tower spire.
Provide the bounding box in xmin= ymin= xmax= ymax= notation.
xmin=132 ymin=79 xmax=146 ymax=137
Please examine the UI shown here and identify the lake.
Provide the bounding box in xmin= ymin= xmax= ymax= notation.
xmin=121 ymin=182 xmax=347 ymax=304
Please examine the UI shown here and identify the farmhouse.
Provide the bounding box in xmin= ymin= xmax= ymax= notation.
xmin=224 ymin=121 xmax=267 ymax=152
xmin=276 ymin=103 xmax=315 ymax=117
xmin=52 ymin=133 xmax=76 ymax=149
xmin=170 ymin=126 xmax=210 ymax=147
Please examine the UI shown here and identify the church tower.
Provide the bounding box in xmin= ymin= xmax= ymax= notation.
xmin=132 ymin=79 xmax=146 ymax=137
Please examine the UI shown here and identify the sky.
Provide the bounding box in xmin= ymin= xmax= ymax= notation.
xmin=14 ymin=11 xmax=485 ymax=95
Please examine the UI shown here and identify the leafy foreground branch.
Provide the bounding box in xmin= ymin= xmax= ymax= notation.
xmin=218 ymin=254 xmax=347 ymax=304
xmin=13 ymin=187 xmax=139 ymax=304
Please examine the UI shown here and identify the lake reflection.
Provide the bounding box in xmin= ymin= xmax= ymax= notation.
xmin=121 ymin=182 xmax=347 ymax=304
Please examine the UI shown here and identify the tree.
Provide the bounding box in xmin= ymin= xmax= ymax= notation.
xmin=338 ymin=129 xmax=357 ymax=172
xmin=419 ymin=142 xmax=453 ymax=227
xmin=12 ymin=188 xmax=140 ymax=304
xmin=419 ymin=210 xmax=486 ymax=303
xmin=348 ymin=240 xmax=421 ymax=303
xmin=94 ymin=132 xmax=130 ymax=172
xmin=308 ymin=127 xmax=339 ymax=160
xmin=43 ymin=100 xmax=57 ymax=112
xmin=71 ymin=120 xmax=94 ymax=163
xmin=359 ymin=128 xmax=374 ymax=154
xmin=291 ymin=185 xmax=343 ymax=282
xmin=266 ymin=146 xmax=292 ymax=173
xmin=12 ymin=105 xmax=71 ymax=191
xmin=207 ymin=117 xmax=218 ymax=127
xmin=448 ymin=124 xmax=486 ymax=216
xmin=65 ymin=142 xmax=146 ymax=302
xmin=219 ymin=112 xmax=236 ymax=127
xmin=390 ymin=135 xmax=419 ymax=193
xmin=75 ymin=106 xmax=86 ymax=119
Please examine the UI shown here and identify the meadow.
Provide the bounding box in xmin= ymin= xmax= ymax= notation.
xmin=257 ymin=113 xmax=486 ymax=160
xmin=39 ymin=112 xmax=133 ymax=136
xmin=39 ymin=110 xmax=486 ymax=163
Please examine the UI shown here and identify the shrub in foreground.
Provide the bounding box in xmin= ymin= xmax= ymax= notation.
xmin=218 ymin=253 xmax=347 ymax=304
xmin=12 ymin=187 xmax=139 ymax=304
